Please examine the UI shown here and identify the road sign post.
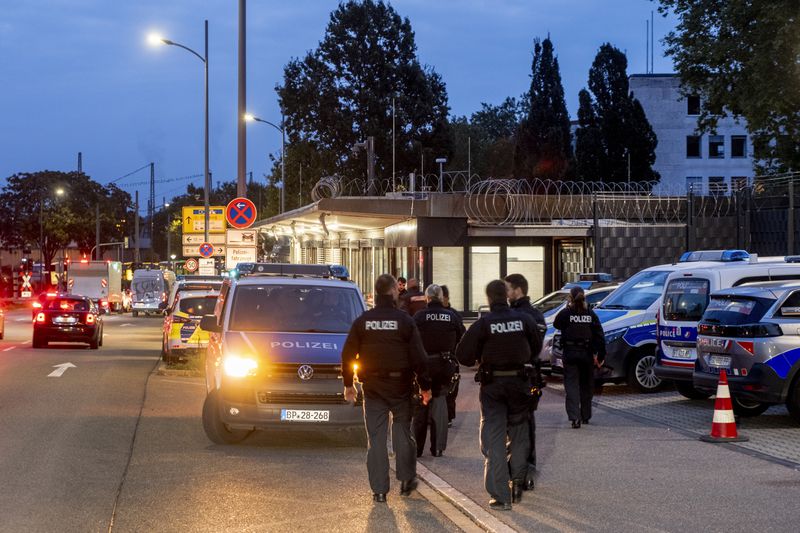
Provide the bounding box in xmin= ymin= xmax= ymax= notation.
xmin=185 ymin=258 xmax=199 ymax=273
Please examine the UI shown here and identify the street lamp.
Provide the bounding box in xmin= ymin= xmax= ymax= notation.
xmin=435 ymin=157 xmax=447 ymax=192
xmin=245 ymin=113 xmax=286 ymax=213
xmin=147 ymin=22 xmax=210 ymax=243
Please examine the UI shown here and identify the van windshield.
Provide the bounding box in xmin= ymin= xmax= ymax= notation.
xmin=598 ymin=270 xmax=669 ymax=311
xmin=663 ymin=278 xmax=710 ymax=321
xmin=229 ymin=285 xmax=363 ymax=333
xmin=178 ymin=296 xmax=218 ymax=316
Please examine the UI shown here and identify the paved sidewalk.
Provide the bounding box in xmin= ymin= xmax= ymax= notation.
xmin=420 ymin=377 xmax=800 ymax=532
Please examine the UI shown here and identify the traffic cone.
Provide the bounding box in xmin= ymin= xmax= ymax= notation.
xmin=700 ymin=369 xmax=749 ymax=443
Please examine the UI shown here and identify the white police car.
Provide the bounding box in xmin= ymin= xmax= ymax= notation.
xmin=198 ymin=263 xmax=367 ymax=444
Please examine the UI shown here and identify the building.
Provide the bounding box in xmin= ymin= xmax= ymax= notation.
xmin=629 ymin=74 xmax=753 ymax=195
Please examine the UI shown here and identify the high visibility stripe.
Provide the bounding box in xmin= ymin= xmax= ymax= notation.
xmin=716 ymin=385 xmax=731 ymax=399
xmin=713 ymin=410 xmax=736 ymax=425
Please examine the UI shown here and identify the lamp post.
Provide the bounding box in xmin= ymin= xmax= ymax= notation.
xmin=148 ymin=22 xmax=210 ymax=243
xmin=244 ymin=113 xmax=285 ymax=213
xmin=39 ymin=187 xmax=66 ymax=285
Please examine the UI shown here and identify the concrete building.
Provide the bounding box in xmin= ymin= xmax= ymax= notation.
xmin=629 ymin=74 xmax=753 ymax=195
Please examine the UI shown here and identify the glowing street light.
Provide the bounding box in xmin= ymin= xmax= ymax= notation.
xmin=245 ymin=112 xmax=286 ymax=213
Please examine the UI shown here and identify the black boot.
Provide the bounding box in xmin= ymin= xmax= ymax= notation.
xmin=571 ymin=420 xmax=581 ymax=429
xmin=489 ymin=499 xmax=512 ymax=511
xmin=373 ymin=493 xmax=387 ymax=503
xmin=400 ymin=477 xmax=418 ymax=496
xmin=512 ymin=481 xmax=523 ymax=503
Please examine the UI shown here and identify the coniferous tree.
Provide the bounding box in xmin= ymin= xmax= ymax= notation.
xmin=574 ymin=89 xmax=603 ymax=181
xmin=579 ymin=44 xmax=659 ymax=183
xmin=513 ymin=38 xmax=573 ymax=180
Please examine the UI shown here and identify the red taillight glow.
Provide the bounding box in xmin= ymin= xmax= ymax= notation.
xmin=737 ymin=341 xmax=755 ymax=355
xmin=35 ymin=312 xmax=46 ymax=323
xmin=86 ymin=313 xmax=95 ymax=324
xmin=33 ymin=302 xmax=42 ymax=309
xmin=100 ymin=299 xmax=109 ymax=308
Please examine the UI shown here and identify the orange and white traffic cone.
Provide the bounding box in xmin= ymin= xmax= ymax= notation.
xmin=700 ymin=369 xmax=749 ymax=443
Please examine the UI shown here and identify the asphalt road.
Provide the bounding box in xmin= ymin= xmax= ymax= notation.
xmin=0 ymin=310 xmax=460 ymax=533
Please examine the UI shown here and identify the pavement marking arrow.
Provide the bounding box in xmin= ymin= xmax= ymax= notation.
xmin=3 ymin=346 xmax=16 ymax=352
xmin=48 ymin=362 xmax=76 ymax=377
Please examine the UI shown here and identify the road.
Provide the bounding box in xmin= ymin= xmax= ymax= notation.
xmin=0 ymin=309 xmax=460 ymax=533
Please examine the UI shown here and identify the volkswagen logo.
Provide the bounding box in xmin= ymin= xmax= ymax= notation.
xmin=297 ymin=365 xmax=314 ymax=381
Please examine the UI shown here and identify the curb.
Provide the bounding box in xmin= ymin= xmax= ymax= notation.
xmin=156 ymin=361 xmax=203 ymax=378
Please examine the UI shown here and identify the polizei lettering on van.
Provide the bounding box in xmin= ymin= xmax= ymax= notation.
xmin=365 ymin=320 xmax=399 ymax=331
xmin=270 ymin=341 xmax=339 ymax=350
xmin=490 ymin=321 xmax=523 ymax=334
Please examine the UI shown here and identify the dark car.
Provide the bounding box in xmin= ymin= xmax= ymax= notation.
xmin=33 ymin=295 xmax=104 ymax=349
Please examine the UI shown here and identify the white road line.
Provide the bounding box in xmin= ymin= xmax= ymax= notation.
xmin=3 ymin=346 xmax=15 ymax=352
xmin=15 ymin=318 xmax=29 ymax=322
xmin=120 ymin=323 xmax=133 ymax=327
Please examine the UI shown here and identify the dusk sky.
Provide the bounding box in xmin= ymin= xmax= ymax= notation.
xmin=1 ymin=0 xmax=676 ymax=203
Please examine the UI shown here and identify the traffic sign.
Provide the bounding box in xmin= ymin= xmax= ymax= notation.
xmin=226 ymin=229 xmax=257 ymax=246
xmin=225 ymin=246 xmax=258 ymax=270
xmin=226 ymin=197 xmax=257 ymax=229
xmin=198 ymin=242 xmax=215 ymax=258
xmin=181 ymin=206 xmax=226 ymax=234
xmin=185 ymin=258 xmax=199 ymax=272
xmin=198 ymin=258 xmax=216 ymax=276
xmin=182 ymin=233 xmax=225 ymax=245
xmin=182 ymin=245 xmax=225 ymax=258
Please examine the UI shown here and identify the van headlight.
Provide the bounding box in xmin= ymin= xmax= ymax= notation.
xmin=223 ymin=354 xmax=258 ymax=378
xmin=604 ymin=328 xmax=628 ymax=344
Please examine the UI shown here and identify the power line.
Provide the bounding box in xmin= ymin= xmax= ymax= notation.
xmin=109 ymin=163 xmax=152 ymax=184
xmin=117 ymin=173 xmax=203 ymax=189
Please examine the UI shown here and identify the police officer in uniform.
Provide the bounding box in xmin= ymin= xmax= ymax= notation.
xmin=504 ymin=274 xmax=547 ymax=490
xmin=456 ymin=280 xmax=543 ymax=510
xmin=399 ymin=278 xmax=427 ymax=316
xmin=342 ymin=274 xmax=432 ymax=503
xmin=441 ymin=285 xmax=460 ymax=425
xmin=412 ymin=284 xmax=465 ymax=457
xmin=553 ymin=286 xmax=605 ymax=427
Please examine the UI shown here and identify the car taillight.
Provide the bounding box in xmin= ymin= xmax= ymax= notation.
xmin=86 ymin=313 xmax=95 ymax=324
xmin=161 ymin=292 xmax=167 ymax=302
xmin=33 ymin=301 xmax=42 ymax=309
xmin=35 ymin=312 xmax=46 ymax=323
xmin=100 ymin=299 xmax=109 ymax=308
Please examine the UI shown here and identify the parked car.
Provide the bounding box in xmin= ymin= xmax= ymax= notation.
xmin=32 ymin=294 xmax=104 ymax=349
xmin=162 ymin=289 xmax=220 ymax=363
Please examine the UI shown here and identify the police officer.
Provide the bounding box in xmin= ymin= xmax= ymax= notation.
xmin=342 ymin=274 xmax=432 ymax=503
xmin=412 ymin=284 xmax=465 ymax=457
xmin=504 ymin=274 xmax=547 ymax=490
xmin=441 ymin=285 xmax=460 ymax=425
xmin=553 ymin=286 xmax=605 ymax=428
xmin=399 ymin=278 xmax=427 ymax=316
xmin=456 ymin=280 xmax=543 ymax=510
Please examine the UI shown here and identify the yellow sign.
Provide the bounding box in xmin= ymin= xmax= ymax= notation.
xmin=181 ymin=206 xmax=226 ymax=234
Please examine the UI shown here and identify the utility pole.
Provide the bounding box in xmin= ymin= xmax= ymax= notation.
xmin=95 ymin=204 xmax=100 ymax=260
xmin=149 ymin=162 xmax=155 ymax=258
xmin=392 ymin=96 xmax=396 ymax=191
xmin=299 ymin=165 xmax=302 ymax=205
xmin=77 ymin=152 xmax=83 ymax=173
xmin=237 ymin=0 xmax=247 ymax=197
xmin=134 ymin=191 xmax=140 ymax=265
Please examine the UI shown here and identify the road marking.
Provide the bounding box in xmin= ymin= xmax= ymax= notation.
xmin=3 ymin=346 xmax=15 ymax=352
xmin=120 ymin=323 xmax=133 ymax=327
xmin=48 ymin=362 xmax=76 ymax=377
xmin=16 ymin=317 xmax=29 ymax=322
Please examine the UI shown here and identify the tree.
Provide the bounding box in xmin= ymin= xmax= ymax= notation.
xmin=276 ymin=0 xmax=451 ymax=188
xmin=659 ymin=0 xmax=800 ymax=172
xmin=578 ymin=44 xmax=658 ymax=183
xmin=514 ymin=38 xmax=573 ymax=180
xmin=0 ymin=171 xmax=132 ymax=268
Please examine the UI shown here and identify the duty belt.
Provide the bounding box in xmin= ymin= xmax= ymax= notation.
xmin=426 ymin=351 xmax=453 ymax=359
xmin=366 ymin=369 xmax=410 ymax=379
xmin=492 ymin=369 xmax=524 ymax=377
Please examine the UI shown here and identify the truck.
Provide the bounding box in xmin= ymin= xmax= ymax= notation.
xmin=68 ymin=260 xmax=124 ymax=312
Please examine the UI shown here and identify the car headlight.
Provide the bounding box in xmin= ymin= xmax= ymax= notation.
xmin=223 ymin=354 xmax=258 ymax=378
xmin=604 ymin=327 xmax=628 ymax=344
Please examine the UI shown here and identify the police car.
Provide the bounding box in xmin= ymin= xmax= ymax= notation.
xmin=198 ymin=263 xmax=366 ymax=444
xmin=656 ymin=251 xmax=800 ymax=399
xmin=693 ymin=282 xmax=800 ymax=420
xmin=161 ymin=289 xmax=220 ymax=363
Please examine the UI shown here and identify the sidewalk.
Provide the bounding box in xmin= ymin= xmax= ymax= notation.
xmin=419 ymin=377 xmax=800 ymax=532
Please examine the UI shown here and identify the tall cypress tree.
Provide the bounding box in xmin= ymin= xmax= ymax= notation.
xmin=574 ymin=89 xmax=603 ymax=181
xmin=581 ymin=43 xmax=659 ymax=183
xmin=514 ymin=38 xmax=572 ymax=180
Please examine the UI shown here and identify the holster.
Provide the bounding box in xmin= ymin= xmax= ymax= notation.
xmin=474 ymin=365 xmax=493 ymax=385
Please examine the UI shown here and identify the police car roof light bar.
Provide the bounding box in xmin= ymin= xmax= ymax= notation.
xmin=235 ymin=263 xmax=350 ymax=280
xmin=678 ymin=249 xmax=750 ymax=263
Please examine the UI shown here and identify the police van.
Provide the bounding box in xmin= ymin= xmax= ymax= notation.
xmin=198 ymin=263 xmax=367 ymax=444
xmin=655 ymin=251 xmax=800 ymax=399
xmin=551 ymin=250 xmax=769 ymax=392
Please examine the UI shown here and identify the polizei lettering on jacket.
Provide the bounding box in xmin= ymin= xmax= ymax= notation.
xmin=569 ymin=315 xmax=593 ymax=323
xmin=490 ymin=320 xmax=523 ymax=334
xmin=425 ymin=313 xmax=452 ymax=322
xmin=365 ymin=320 xmax=399 ymax=331
xmin=270 ymin=341 xmax=339 ymax=350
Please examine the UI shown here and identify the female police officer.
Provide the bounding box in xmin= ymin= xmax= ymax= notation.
xmin=553 ymin=286 xmax=605 ymax=428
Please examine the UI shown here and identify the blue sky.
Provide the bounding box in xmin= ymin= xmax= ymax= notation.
xmin=1 ymin=0 xmax=675 ymax=202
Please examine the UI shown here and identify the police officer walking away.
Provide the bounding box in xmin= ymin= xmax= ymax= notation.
xmin=342 ymin=274 xmax=432 ymax=503
xmin=553 ymin=286 xmax=605 ymax=428
xmin=441 ymin=285 xmax=460 ymax=425
xmin=412 ymin=284 xmax=465 ymax=457
xmin=456 ymin=280 xmax=543 ymax=510
xmin=505 ymin=274 xmax=547 ymax=490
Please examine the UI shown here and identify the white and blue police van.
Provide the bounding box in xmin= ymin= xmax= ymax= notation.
xmin=198 ymin=263 xmax=367 ymax=445
xmin=551 ymin=250 xmax=778 ymax=392
xmin=655 ymin=251 xmax=800 ymax=398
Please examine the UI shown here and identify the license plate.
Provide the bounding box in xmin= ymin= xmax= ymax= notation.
xmin=672 ymin=347 xmax=696 ymax=360
xmin=54 ymin=317 xmax=77 ymax=324
xmin=133 ymin=303 xmax=145 ymax=308
xmin=280 ymin=409 xmax=330 ymax=422
xmin=709 ymin=355 xmax=731 ymax=368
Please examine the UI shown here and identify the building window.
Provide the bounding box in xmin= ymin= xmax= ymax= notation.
xmin=469 ymin=246 xmax=499 ymax=312
xmin=433 ymin=247 xmax=464 ymax=312
xmin=731 ymin=135 xmax=747 ymax=158
xmin=686 ymin=176 xmax=703 ymax=195
xmin=506 ymin=246 xmax=545 ymax=300
xmin=731 ymin=176 xmax=749 ymax=192
xmin=708 ymin=176 xmax=727 ymax=196
xmin=709 ymin=136 xmax=725 ymax=158
xmin=686 ymin=136 xmax=701 ymax=158
xmin=687 ymin=95 xmax=701 ymax=116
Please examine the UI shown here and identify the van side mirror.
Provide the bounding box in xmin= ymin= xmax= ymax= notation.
xmin=200 ymin=314 xmax=221 ymax=333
